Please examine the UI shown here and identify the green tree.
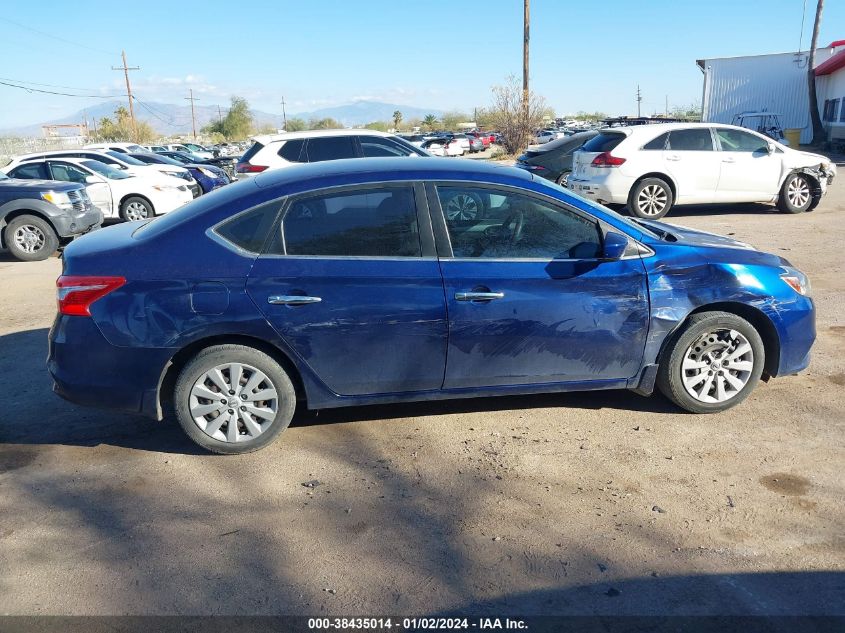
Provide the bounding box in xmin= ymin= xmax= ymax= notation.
xmin=422 ymin=114 xmax=439 ymax=131
xmin=284 ymin=117 xmax=307 ymax=132
xmin=202 ymin=96 xmax=255 ymax=140
xmin=392 ymin=110 xmax=402 ymax=131
xmin=308 ymin=117 xmax=343 ymax=130
xmin=440 ymin=110 xmax=469 ymax=131
xmin=669 ymin=102 xmax=702 ymax=121
xmin=96 ymin=106 xmax=156 ymax=142
xmin=363 ymin=121 xmax=390 ymax=132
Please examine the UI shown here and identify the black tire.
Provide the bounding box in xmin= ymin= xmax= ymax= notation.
xmin=119 ymin=196 xmax=154 ymax=221
xmin=657 ymin=311 xmax=765 ymax=414
xmin=442 ymin=191 xmax=485 ymax=222
xmin=628 ymin=177 xmax=674 ymax=219
xmin=556 ymin=170 xmax=571 ymax=187
xmin=776 ymin=173 xmax=814 ymax=214
xmin=173 ymin=344 xmax=297 ymax=454
xmin=5 ymin=214 xmax=59 ymax=262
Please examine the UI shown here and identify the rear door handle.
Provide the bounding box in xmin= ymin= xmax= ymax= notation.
xmin=455 ymin=291 xmax=505 ymax=302
xmin=722 ymin=157 xmax=736 ymax=163
xmin=666 ymin=154 xmax=681 ymax=161
xmin=268 ymin=295 xmax=322 ymax=306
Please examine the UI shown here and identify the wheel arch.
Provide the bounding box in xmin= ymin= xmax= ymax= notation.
xmin=156 ymin=333 xmax=307 ymax=420
xmin=119 ymin=193 xmax=155 ymax=214
xmin=630 ymin=172 xmax=678 ymax=200
xmin=657 ymin=302 xmax=780 ymax=379
xmin=0 ymin=209 xmax=57 ymax=249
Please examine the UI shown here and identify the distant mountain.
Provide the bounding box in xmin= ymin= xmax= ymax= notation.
xmin=0 ymin=99 xmax=445 ymax=138
xmin=290 ymin=100 xmax=444 ymax=126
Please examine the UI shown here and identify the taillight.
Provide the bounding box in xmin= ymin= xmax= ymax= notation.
xmin=236 ymin=163 xmax=268 ymax=173
xmin=57 ymin=275 xmax=126 ymax=316
xmin=591 ymin=152 xmax=626 ymax=167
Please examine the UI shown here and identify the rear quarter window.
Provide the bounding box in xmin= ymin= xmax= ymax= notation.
xmin=215 ymin=201 xmax=281 ymax=253
xmin=239 ymin=142 xmax=265 ymax=163
xmin=581 ymin=133 xmax=625 ymax=153
xmin=277 ymin=139 xmax=305 ymax=162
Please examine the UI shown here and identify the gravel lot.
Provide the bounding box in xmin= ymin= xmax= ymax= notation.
xmin=0 ymin=173 xmax=843 ymax=616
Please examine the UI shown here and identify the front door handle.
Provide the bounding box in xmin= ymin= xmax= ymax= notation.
xmin=666 ymin=154 xmax=681 ymax=161
xmin=722 ymin=157 xmax=736 ymax=163
xmin=455 ymin=291 xmax=505 ymax=302
xmin=268 ymin=295 xmax=322 ymax=306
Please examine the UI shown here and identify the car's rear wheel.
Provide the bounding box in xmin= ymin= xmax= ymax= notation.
xmin=120 ymin=196 xmax=154 ymax=221
xmin=776 ymin=173 xmax=814 ymax=214
xmin=443 ymin=192 xmax=483 ymax=222
xmin=657 ymin=311 xmax=764 ymax=413
xmin=174 ymin=344 xmax=297 ymax=454
xmin=556 ymin=170 xmax=571 ymax=187
xmin=5 ymin=214 xmax=59 ymax=262
xmin=628 ymin=177 xmax=674 ymax=219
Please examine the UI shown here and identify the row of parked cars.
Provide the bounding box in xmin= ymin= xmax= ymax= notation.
xmin=400 ymin=131 xmax=500 ymax=156
xmin=0 ymin=143 xmax=235 ymax=260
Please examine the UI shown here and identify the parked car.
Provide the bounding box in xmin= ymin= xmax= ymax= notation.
xmin=533 ymin=130 xmax=557 ymax=144
xmin=49 ymin=157 xmax=815 ymax=454
xmin=143 ymin=145 xmax=168 ymax=153
xmin=515 ymin=130 xmax=599 ymax=186
xmin=567 ymin=123 xmax=837 ymax=219
xmin=127 ymin=152 xmax=229 ymax=194
xmin=235 ymin=129 xmax=428 ymax=178
xmin=0 ymin=170 xmax=100 ymax=261
xmin=450 ymin=134 xmax=472 ymax=154
xmin=84 ymin=142 xmax=149 ymax=154
xmin=157 ymin=151 xmax=239 ymax=182
xmin=467 ymin=135 xmax=485 ymax=153
xmin=7 ymin=150 xmax=199 ymax=196
xmin=5 ymin=158 xmax=194 ymax=221
xmin=421 ymin=137 xmax=464 ymax=157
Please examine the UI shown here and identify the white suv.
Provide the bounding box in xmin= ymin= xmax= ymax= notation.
xmin=567 ymin=123 xmax=837 ymax=219
xmin=236 ymin=129 xmax=428 ymax=179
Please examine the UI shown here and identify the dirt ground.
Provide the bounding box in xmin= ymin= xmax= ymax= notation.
xmin=0 ymin=174 xmax=843 ymax=617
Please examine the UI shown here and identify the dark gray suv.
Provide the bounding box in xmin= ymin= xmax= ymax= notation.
xmin=0 ymin=171 xmax=101 ymax=261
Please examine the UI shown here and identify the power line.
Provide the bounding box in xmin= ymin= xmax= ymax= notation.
xmin=0 ymin=76 xmax=107 ymax=91
xmin=0 ymin=79 xmax=121 ymax=98
xmin=0 ymin=17 xmax=117 ymax=57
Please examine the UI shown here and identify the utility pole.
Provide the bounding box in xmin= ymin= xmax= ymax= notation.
xmin=665 ymin=94 xmax=669 ymax=117
xmin=280 ymin=97 xmax=287 ymax=129
xmin=185 ymin=89 xmax=200 ymax=140
xmin=807 ymin=0 xmax=825 ymax=144
xmin=112 ymin=50 xmax=139 ymax=138
xmin=636 ymin=85 xmax=643 ymax=117
xmin=217 ymin=105 xmax=223 ymax=124
xmin=522 ymin=0 xmax=530 ymax=123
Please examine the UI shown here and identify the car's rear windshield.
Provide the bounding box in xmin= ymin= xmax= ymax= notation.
xmin=239 ymin=142 xmax=264 ymax=163
xmin=107 ymin=151 xmax=145 ymax=166
xmin=581 ymin=132 xmax=626 ymax=153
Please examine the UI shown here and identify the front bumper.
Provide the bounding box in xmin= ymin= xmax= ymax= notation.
xmin=53 ymin=204 xmax=104 ymax=238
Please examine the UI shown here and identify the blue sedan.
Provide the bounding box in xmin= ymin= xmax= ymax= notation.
xmin=127 ymin=152 xmax=229 ymax=194
xmin=48 ymin=158 xmax=815 ymax=454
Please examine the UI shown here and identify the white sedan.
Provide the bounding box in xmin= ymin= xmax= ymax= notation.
xmin=6 ymin=157 xmax=194 ymax=221
xmin=421 ymin=138 xmax=464 ymax=157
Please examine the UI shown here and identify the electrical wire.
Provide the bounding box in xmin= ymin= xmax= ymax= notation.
xmin=0 ymin=76 xmax=106 ymax=91
xmin=0 ymin=79 xmax=121 ymax=98
xmin=0 ymin=17 xmax=117 ymax=57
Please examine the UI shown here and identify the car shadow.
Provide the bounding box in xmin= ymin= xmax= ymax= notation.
xmin=0 ymin=327 xmax=682 ymax=454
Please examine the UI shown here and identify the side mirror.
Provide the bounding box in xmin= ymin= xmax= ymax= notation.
xmin=84 ymin=175 xmax=102 ymax=184
xmin=602 ymin=231 xmax=629 ymax=260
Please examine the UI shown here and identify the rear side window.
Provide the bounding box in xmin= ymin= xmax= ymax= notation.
xmin=304 ymin=137 xmax=357 ymax=162
xmin=581 ymin=133 xmax=625 ymax=153
xmin=277 ymin=139 xmax=305 ymax=162
xmin=360 ymin=136 xmax=412 ymax=157
xmin=215 ymin=201 xmax=281 ymax=253
xmin=239 ymin=142 xmax=264 ymax=163
xmin=279 ymin=186 xmax=421 ymax=257
xmin=642 ymin=132 xmax=668 ymax=150
xmin=667 ymin=129 xmax=714 ymax=151
xmin=9 ymin=163 xmax=49 ymax=179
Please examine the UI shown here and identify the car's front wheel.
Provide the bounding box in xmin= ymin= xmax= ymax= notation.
xmin=5 ymin=214 xmax=59 ymax=262
xmin=120 ymin=196 xmax=154 ymax=221
xmin=776 ymin=173 xmax=814 ymax=214
xmin=628 ymin=177 xmax=674 ymax=219
xmin=174 ymin=344 xmax=297 ymax=454
xmin=657 ymin=311 xmax=765 ymax=413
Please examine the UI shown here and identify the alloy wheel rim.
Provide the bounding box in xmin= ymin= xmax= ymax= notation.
xmin=637 ymin=184 xmax=668 ymax=216
xmin=126 ymin=202 xmax=149 ymax=220
xmin=189 ymin=362 xmax=279 ymax=443
xmin=445 ymin=194 xmax=479 ymax=221
xmin=787 ymin=177 xmax=810 ymax=208
xmin=681 ymin=329 xmax=754 ymax=404
xmin=558 ymin=172 xmax=570 ymax=187
xmin=13 ymin=224 xmax=46 ymax=254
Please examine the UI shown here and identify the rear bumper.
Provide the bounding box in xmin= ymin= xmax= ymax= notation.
xmin=48 ymin=315 xmax=175 ymax=419
xmin=567 ymin=174 xmax=631 ymax=205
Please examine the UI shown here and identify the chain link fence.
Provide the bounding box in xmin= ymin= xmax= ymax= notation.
xmin=0 ymin=137 xmax=85 ymax=169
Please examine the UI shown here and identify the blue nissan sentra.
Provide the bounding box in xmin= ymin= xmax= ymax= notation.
xmin=48 ymin=158 xmax=815 ymax=454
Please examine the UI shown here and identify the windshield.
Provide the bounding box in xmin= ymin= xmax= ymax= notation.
xmin=0 ymin=171 xmax=8 ymax=180
xmin=164 ymin=152 xmax=194 ymax=164
xmin=106 ymin=151 xmax=145 ymax=166
xmin=83 ymin=160 xmax=131 ymax=179
xmin=183 ymin=143 xmax=206 ymax=151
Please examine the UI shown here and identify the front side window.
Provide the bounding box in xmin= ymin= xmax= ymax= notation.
xmin=279 ymin=186 xmax=421 ymax=257
xmin=304 ymin=137 xmax=357 ymax=162
xmin=666 ymin=129 xmax=714 ymax=151
xmin=48 ymin=162 xmax=88 ymax=184
xmin=715 ymin=129 xmax=768 ymax=153
xmin=437 ymin=186 xmax=602 ymax=260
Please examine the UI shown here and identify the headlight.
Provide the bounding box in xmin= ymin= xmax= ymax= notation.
xmin=780 ymin=266 xmax=811 ymax=296
xmin=197 ymin=167 xmax=217 ymax=178
xmin=163 ymin=170 xmax=190 ymax=181
xmin=41 ymin=191 xmax=73 ymax=208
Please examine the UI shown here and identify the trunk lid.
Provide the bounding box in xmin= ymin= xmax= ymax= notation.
xmin=571 ymin=131 xmax=627 ymax=179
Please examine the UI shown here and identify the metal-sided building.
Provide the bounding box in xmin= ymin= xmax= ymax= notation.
xmin=697 ymin=40 xmax=845 ymax=145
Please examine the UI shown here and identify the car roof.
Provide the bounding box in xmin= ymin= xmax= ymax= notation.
xmin=251 ymin=128 xmax=393 ymax=145
xmin=252 ymin=156 xmax=532 ymax=190
xmin=11 ymin=149 xmax=124 ymax=161
xmin=599 ymin=122 xmax=761 ymax=137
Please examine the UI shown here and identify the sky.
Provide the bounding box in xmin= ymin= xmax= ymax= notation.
xmin=0 ymin=0 xmax=843 ymax=128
